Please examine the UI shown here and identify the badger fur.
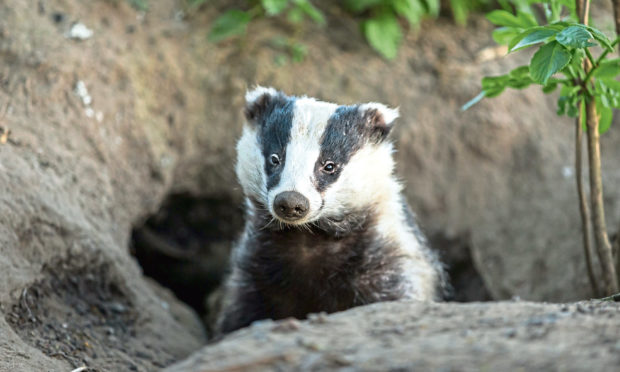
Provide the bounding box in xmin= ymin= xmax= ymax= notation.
xmin=216 ymin=87 xmax=447 ymax=334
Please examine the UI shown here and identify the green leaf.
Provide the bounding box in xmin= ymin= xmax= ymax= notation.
xmin=542 ymin=81 xmax=558 ymax=93
xmin=566 ymin=101 xmax=580 ymax=117
xmin=208 ymin=10 xmax=252 ymax=42
xmin=486 ymin=10 xmax=525 ymax=28
xmin=424 ymin=0 xmax=440 ymax=17
xmin=507 ymin=78 xmax=533 ymax=89
xmin=393 ymin=0 xmax=424 ymax=27
xmin=594 ymin=58 xmax=620 ymax=79
xmin=509 ymin=27 xmax=559 ymax=52
xmin=287 ymin=7 xmax=304 ymax=23
xmin=449 ymin=0 xmax=469 ymax=25
xmin=343 ymin=0 xmax=382 ymax=12
xmin=561 ymin=84 xmax=581 ymax=97
xmin=568 ymin=48 xmax=585 ymax=70
xmin=478 ymin=66 xmax=533 ymax=96
xmin=555 ymin=25 xmax=593 ymax=48
xmin=291 ymin=42 xmax=307 ymax=62
xmin=596 ymin=98 xmax=613 ymax=134
xmin=509 ymin=65 xmax=531 ymax=78
xmin=493 ymin=27 xmax=522 ymax=45
xmin=486 ymin=10 xmax=537 ymax=28
xmin=262 ymin=0 xmax=288 ymax=15
xmin=293 ymin=0 xmax=325 ymax=25
xmin=585 ymin=26 xmax=614 ymax=51
xmin=529 ymin=41 xmax=572 ymax=84
xmin=362 ymin=13 xmax=403 ymax=59
xmin=186 ymin=0 xmax=208 ymax=8
xmin=481 ymin=75 xmax=509 ymax=90
xmin=128 ymin=0 xmax=148 ymax=11
xmin=598 ymin=78 xmax=620 ymax=99
xmin=517 ymin=11 xmax=538 ymax=28
xmin=557 ymin=96 xmax=568 ymax=115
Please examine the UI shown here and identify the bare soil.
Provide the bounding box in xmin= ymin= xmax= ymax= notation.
xmin=166 ymin=300 xmax=620 ymax=372
xmin=2 ymin=0 xmax=620 ymax=371
xmin=5 ymin=255 xmax=178 ymax=371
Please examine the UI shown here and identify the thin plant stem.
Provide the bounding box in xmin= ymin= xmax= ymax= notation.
xmin=613 ymin=0 xmax=620 ymax=52
xmin=575 ymin=102 xmax=600 ymax=297
xmin=585 ymin=98 xmax=619 ymax=294
xmin=578 ymin=0 xmax=619 ymax=294
xmin=584 ymin=48 xmax=596 ymax=66
xmin=611 ymin=0 xmax=620 ymax=280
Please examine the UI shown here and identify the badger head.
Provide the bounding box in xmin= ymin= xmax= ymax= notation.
xmin=236 ymin=86 xmax=400 ymax=229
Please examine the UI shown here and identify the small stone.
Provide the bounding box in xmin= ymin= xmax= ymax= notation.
xmin=271 ymin=318 xmax=300 ymax=333
xmin=74 ymin=81 xmax=92 ymax=106
xmin=308 ymin=312 xmax=328 ymax=324
xmin=108 ymin=302 xmax=127 ymax=313
xmin=66 ymin=23 xmax=93 ymax=40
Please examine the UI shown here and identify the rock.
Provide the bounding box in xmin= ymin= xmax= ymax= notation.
xmin=65 ymin=22 xmax=93 ymax=40
xmin=164 ymin=300 xmax=620 ymax=372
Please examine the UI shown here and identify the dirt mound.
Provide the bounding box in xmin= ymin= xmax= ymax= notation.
xmin=2 ymin=0 xmax=620 ymax=370
xmin=165 ymin=300 xmax=620 ymax=371
xmin=5 ymin=255 xmax=175 ymax=371
xmin=0 ymin=0 xmax=209 ymax=370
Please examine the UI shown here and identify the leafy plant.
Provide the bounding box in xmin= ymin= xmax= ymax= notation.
xmin=208 ymin=0 xmax=325 ymax=43
xmin=127 ymin=0 xmax=149 ymax=11
xmin=464 ymin=0 xmax=620 ymax=296
xmin=344 ymin=0 xmax=491 ymax=59
xmin=208 ymin=1 xmax=492 ymax=60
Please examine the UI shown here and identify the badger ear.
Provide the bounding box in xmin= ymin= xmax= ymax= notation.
xmin=359 ymin=103 xmax=399 ymax=142
xmin=244 ymin=86 xmax=279 ymax=123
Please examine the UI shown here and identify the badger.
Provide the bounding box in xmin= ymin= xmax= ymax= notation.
xmin=215 ymin=87 xmax=447 ymax=334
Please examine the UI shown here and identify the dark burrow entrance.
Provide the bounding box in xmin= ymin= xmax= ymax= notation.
xmin=130 ymin=193 xmax=244 ymax=320
xmin=130 ymin=193 xmax=491 ymax=329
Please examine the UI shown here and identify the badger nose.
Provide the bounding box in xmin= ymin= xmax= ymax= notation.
xmin=273 ymin=191 xmax=309 ymax=220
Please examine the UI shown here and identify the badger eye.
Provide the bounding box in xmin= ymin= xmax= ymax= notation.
xmin=270 ymin=154 xmax=280 ymax=166
xmin=322 ymin=161 xmax=336 ymax=174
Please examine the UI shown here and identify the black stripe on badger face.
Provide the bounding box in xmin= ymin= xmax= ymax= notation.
xmin=255 ymin=95 xmax=296 ymax=190
xmin=315 ymin=105 xmax=392 ymax=192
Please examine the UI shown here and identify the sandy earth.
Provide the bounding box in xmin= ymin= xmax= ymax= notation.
xmin=166 ymin=300 xmax=620 ymax=372
xmin=1 ymin=0 xmax=620 ymax=371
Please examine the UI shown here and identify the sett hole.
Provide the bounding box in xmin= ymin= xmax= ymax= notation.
xmin=130 ymin=192 xmax=490 ymax=323
xmin=130 ymin=193 xmax=244 ymax=318
xmin=429 ymin=232 xmax=492 ymax=302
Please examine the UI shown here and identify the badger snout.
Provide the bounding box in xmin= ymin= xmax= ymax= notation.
xmin=273 ymin=191 xmax=309 ymax=221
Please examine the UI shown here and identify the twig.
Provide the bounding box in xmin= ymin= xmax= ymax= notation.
xmin=575 ymin=106 xmax=599 ymax=297
xmin=577 ymin=0 xmax=590 ymax=24
xmin=69 ymin=367 xmax=88 ymax=372
xmin=585 ymin=98 xmax=619 ymax=294
xmin=613 ymin=232 xmax=620 ymax=274
xmin=613 ymin=0 xmax=620 ymax=52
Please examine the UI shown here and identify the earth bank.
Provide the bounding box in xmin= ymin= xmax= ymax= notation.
xmin=1 ymin=0 xmax=620 ymax=371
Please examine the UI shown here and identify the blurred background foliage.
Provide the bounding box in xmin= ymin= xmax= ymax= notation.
xmin=128 ymin=0 xmax=497 ymax=59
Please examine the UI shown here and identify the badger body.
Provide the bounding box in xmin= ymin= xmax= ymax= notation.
xmin=216 ymin=87 xmax=447 ymax=334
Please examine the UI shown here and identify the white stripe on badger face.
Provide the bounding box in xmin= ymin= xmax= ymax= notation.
xmin=268 ymin=97 xmax=337 ymax=223
xmin=320 ymin=142 xmax=397 ymax=217
xmin=236 ymin=125 xmax=267 ymax=203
